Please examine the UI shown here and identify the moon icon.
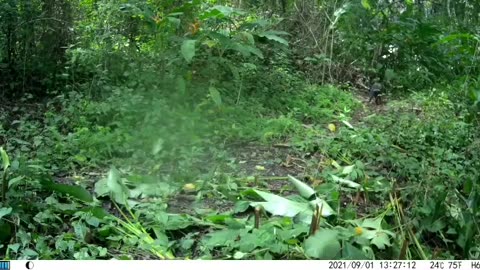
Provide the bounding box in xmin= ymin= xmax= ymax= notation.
xmin=26 ymin=261 xmax=34 ymax=269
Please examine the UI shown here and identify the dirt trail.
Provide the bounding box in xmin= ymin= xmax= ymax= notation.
xmin=350 ymin=88 xmax=389 ymax=126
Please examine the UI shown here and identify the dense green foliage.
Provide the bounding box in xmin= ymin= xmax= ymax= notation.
xmin=0 ymin=0 xmax=480 ymax=260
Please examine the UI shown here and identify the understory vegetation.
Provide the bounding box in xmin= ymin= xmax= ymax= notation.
xmin=1 ymin=0 xmax=480 ymax=260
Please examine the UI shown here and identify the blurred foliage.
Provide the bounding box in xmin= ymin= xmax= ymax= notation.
xmin=0 ymin=0 xmax=480 ymax=260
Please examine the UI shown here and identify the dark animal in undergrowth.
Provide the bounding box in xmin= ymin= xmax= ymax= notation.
xmin=368 ymin=80 xmax=383 ymax=105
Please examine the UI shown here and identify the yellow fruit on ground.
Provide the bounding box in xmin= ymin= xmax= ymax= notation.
xmin=328 ymin=123 xmax=336 ymax=132
xmin=183 ymin=183 xmax=196 ymax=192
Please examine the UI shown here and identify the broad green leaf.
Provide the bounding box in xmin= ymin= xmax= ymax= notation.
xmin=259 ymin=30 xmax=289 ymax=36
xmin=200 ymin=9 xmax=223 ymax=20
xmin=209 ymin=87 xmax=222 ymax=106
xmin=330 ymin=174 xmax=361 ymax=189
xmin=22 ymin=248 xmax=39 ymax=258
xmin=248 ymin=189 xmax=313 ymax=223
xmin=200 ymin=5 xmax=243 ymax=19
xmin=107 ymin=168 xmax=129 ymax=205
xmin=361 ymin=0 xmax=371 ymax=10
xmin=94 ymin=178 xmax=109 ymax=197
xmin=369 ymin=231 xmax=392 ymax=249
xmin=361 ymin=217 xmax=382 ymax=229
xmin=309 ymin=197 xmax=335 ymax=217
xmin=304 ymin=229 xmax=341 ymax=259
xmin=231 ymin=43 xmax=264 ymax=59
xmin=204 ymin=229 xmax=241 ymax=248
xmin=8 ymin=176 xmax=24 ymax=188
xmin=8 ymin=243 xmax=20 ymax=253
xmin=0 ymin=147 xmax=10 ymax=171
xmin=237 ymin=32 xmax=255 ymax=45
xmin=256 ymin=32 xmax=289 ymax=46
xmin=82 ymin=206 xmax=109 ymax=219
xmin=42 ymin=181 xmax=93 ymax=203
xmin=203 ymin=39 xmax=218 ymax=48
xmin=181 ymin=40 xmax=196 ymax=63
xmin=342 ymin=165 xmax=355 ymax=175
xmin=350 ymin=217 xmax=395 ymax=250
xmin=0 ymin=207 xmax=12 ymax=219
xmin=199 ymin=5 xmax=240 ymax=20
xmin=212 ymin=5 xmax=239 ymax=16
xmin=288 ymin=175 xmax=315 ymax=199
xmin=343 ymin=242 xmax=369 ymax=259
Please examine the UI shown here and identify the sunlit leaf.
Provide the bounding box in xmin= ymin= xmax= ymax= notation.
xmin=288 ymin=175 xmax=315 ymax=199
xmin=331 ymin=160 xmax=341 ymax=169
xmin=361 ymin=217 xmax=382 ymax=229
xmin=0 ymin=207 xmax=12 ymax=219
xmin=330 ymin=174 xmax=361 ymax=189
xmin=248 ymin=189 xmax=313 ymax=223
xmin=0 ymin=147 xmax=10 ymax=171
xmin=309 ymin=197 xmax=336 ymax=217
xmin=348 ymin=217 xmax=395 ymax=250
xmin=107 ymin=168 xmax=129 ymax=205
xmin=181 ymin=39 xmax=196 ymax=63
xmin=342 ymin=120 xmax=354 ymax=129
xmin=361 ymin=0 xmax=371 ymax=10
xmin=342 ymin=165 xmax=355 ymax=175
